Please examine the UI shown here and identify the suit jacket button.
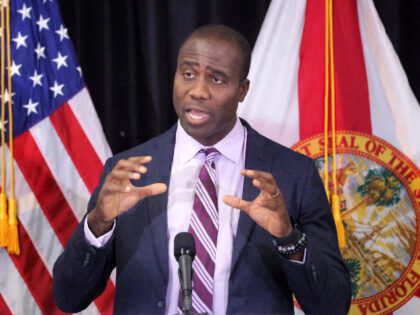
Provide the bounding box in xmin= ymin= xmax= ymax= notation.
xmin=157 ymin=300 xmax=165 ymax=308
xmin=83 ymin=252 xmax=91 ymax=266
xmin=310 ymin=263 xmax=317 ymax=282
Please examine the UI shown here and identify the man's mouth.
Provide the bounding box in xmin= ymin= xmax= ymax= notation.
xmin=187 ymin=109 xmax=209 ymax=121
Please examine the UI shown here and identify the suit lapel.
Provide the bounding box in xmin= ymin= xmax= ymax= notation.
xmin=147 ymin=125 xmax=176 ymax=286
xmin=231 ymin=122 xmax=274 ymax=272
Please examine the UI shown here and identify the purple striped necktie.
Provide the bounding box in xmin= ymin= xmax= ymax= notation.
xmin=181 ymin=148 xmax=220 ymax=314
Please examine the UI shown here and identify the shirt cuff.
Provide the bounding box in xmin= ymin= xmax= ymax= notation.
xmin=84 ymin=214 xmax=116 ymax=248
xmin=288 ymin=248 xmax=307 ymax=264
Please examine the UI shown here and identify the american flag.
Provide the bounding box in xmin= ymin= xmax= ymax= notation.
xmin=0 ymin=0 xmax=115 ymax=313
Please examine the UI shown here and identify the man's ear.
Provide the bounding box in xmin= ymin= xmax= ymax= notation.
xmin=238 ymin=79 xmax=250 ymax=102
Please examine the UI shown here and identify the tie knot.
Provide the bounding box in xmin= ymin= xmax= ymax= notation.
xmin=200 ymin=147 xmax=219 ymax=158
xmin=200 ymin=148 xmax=219 ymax=165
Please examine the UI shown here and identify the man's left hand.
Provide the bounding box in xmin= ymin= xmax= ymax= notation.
xmin=223 ymin=169 xmax=293 ymax=238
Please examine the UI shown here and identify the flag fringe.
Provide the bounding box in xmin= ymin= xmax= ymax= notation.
xmin=0 ymin=193 xmax=8 ymax=247
xmin=332 ymin=194 xmax=346 ymax=248
xmin=7 ymin=199 xmax=19 ymax=255
xmin=7 ymin=224 xmax=19 ymax=255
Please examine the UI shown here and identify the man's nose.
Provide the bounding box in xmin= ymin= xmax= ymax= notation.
xmin=189 ymin=77 xmax=210 ymax=99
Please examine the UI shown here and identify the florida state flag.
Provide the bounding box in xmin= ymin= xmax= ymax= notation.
xmin=239 ymin=0 xmax=420 ymax=314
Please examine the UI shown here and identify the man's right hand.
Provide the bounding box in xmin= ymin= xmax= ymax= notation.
xmin=87 ymin=156 xmax=167 ymax=237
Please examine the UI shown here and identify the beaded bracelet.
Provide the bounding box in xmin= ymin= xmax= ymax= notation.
xmin=272 ymin=232 xmax=307 ymax=256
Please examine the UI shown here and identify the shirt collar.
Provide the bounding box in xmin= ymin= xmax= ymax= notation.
xmin=175 ymin=117 xmax=245 ymax=164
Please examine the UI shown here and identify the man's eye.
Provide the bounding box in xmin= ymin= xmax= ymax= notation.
xmin=183 ymin=72 xmax=194 ymax=79
xmin=211 ymin=76 xmax=223 ymax=84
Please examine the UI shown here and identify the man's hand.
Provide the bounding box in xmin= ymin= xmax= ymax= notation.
xmin=88 ymin=156 xmax=167 ymax=236
xmin=223 ymin=169 xmax=293 ymax=238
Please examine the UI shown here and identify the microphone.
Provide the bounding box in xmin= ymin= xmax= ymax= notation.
xmin=174 ymin=232 xmax=196 ymax=313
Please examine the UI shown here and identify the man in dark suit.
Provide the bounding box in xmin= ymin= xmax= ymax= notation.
xmin=53 ymin=25 xmax=351 ymax=314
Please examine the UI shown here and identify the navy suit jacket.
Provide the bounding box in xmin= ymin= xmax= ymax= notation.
xmin=53 ymin=120 xmax=351 ymax=314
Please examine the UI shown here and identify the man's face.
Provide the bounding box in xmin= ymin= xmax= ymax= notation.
xmin=173 ymin=37 xmax=249 ymax=146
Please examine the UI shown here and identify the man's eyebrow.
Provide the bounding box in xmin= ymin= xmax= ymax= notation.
xmin=178 ymin=60 xmax=230 ymax=80
xmin=179 ymin=60 xmax=200 ymax=67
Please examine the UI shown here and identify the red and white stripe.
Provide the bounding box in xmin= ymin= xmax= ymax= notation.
xmin=239 ymin=0 xmax=420 ymax=314
xmin=0 ymin=87 xmax=115 ymax=314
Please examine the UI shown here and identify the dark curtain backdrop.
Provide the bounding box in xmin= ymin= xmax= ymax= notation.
xmin=57 ymin=0 xmax=420 ymax=155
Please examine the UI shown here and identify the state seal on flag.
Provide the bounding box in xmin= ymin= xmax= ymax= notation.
xmin=292 ymin=132 xmax=420 ymax=314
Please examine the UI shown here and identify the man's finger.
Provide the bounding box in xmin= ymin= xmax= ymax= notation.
xmin=127 ymin=155 xmax=152 ymax=164
xmin=103 ymin=183 xmax=133 ymax=193
xmin=127 ymin=156 xmax=152 ymax=171
xmin=241 ymin=169 xmax=276 ymax=185
xmin=223 ymin=195 xmax=251 ymax=212
xmin=252 ymin=179 xmax=278 ymax=197
xmin=116 ymin=159 xmax=149 ymax=173
xmin=109 ymin=169 xmax=141 ymax=180
xmin=137 ymin=183 xmax=167 ymax=199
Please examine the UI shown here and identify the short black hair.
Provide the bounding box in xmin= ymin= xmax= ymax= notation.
xmin=180 ymin=24 xmax=251 ymax=81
